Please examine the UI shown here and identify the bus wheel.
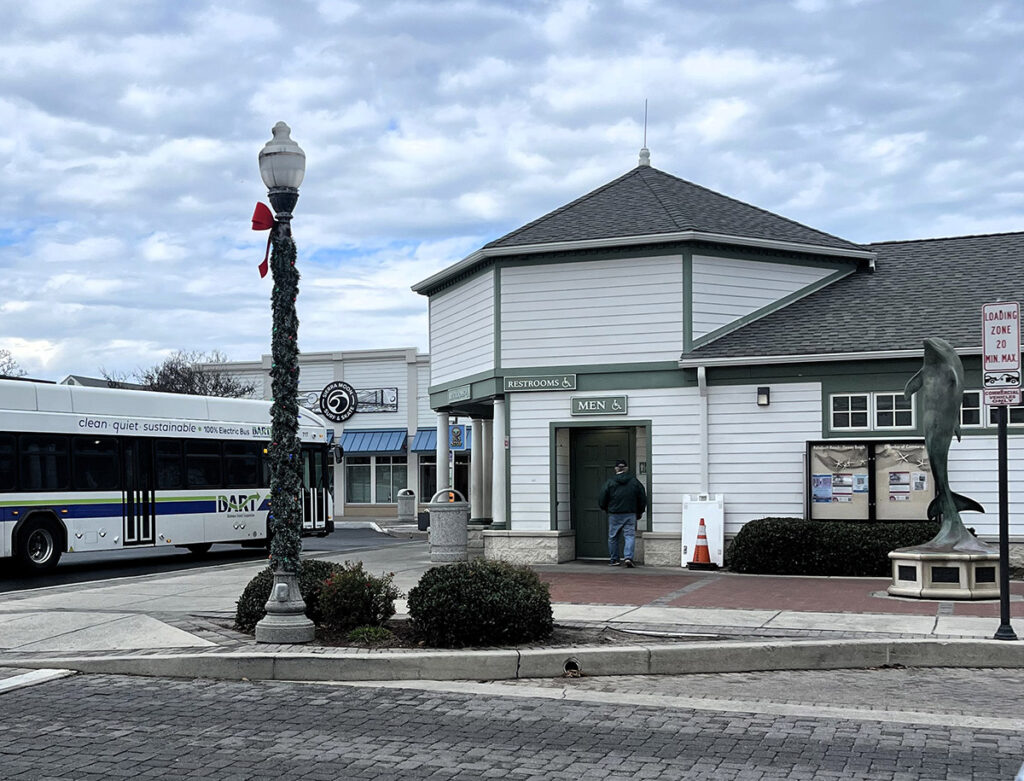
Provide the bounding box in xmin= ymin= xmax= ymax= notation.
xmin=17 ymin=518 xmax=62 ymax=572
xmin=186 ymin=543 xmax=212 ymax=556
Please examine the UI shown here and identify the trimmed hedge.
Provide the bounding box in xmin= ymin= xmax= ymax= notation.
xmin=234 ymin=559 xmax=344 ymax=633
xmin=726 ymin=517 xmax=941 ymax=576
xmin=407 ymin=560 xmax=554 ymax=648
xmin=318 ymin=561 xmax=400 ymax=632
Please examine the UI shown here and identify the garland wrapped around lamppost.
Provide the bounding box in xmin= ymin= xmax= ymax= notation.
xmin=254 ymin=122 xmax=314 ymax=644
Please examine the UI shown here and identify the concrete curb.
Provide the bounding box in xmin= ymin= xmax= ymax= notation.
xmin=4 ymin=638 xmax=1023 ymax=683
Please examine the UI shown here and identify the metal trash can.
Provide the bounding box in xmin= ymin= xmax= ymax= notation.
xmin=397 ymin=488 xmax=416 ymax=523
xmin=426 ymin=489 xmax=470 ymax=563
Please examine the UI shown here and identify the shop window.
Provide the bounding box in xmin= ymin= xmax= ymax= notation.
xmin=419 ymin=455 xmax=436 ymax=503
xmin=961 ymin=391 xmax=983 ymax=427
xmin=346 ymin=456 xmax=371 ymax=503
xmin=831 ymin=394 xmax=869 ymax=430
xmin=875 ymin=393 xmax=914 ymax=429
xmin=374 ymin=456 xmax=407 ymax=503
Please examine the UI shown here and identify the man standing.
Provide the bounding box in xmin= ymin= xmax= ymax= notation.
xmin=598 ymin=459 xmax=647 ymax=568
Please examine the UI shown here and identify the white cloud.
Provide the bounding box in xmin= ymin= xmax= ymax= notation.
xmin=0 ymin=0 xmax=1020 ymax=380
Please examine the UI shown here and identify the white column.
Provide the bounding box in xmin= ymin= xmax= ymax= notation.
xmin=481 ymin=418 xmax=493 ymax=523
xmin=435 ymin=411 xmax=450 ymax=494
xmin=470 ymin=418 xmax=484 ymax=522
xmin=491 ymin=398 xmax=507 ymax=528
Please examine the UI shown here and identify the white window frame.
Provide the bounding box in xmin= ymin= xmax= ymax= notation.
xmin=873 ymin=392 xmax=915 ymax=430
xmin=960 ymin=390 xmax=984 ymax=428
xmin=830 ymin=393 xmax=871 ymax=431
xmin=987 ymin=402 xmax=1024 ymax=427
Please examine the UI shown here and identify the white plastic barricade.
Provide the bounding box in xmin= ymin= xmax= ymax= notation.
xmin=682 ymin=494 xmax=724 ymax=570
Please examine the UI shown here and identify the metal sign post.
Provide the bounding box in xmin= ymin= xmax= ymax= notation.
xmin=983 ymin=301 xmax=1019 ymax=641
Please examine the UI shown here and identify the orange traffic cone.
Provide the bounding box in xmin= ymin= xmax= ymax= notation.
xmin=687 ymin=517 xmax=718 ymax=570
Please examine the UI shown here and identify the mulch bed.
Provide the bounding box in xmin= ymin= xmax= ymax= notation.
xmin=309 ymin=620 xmax=710 ymax=650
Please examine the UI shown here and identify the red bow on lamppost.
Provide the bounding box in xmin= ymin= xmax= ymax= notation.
xmin=251 ymin=201 xmax=275 ymax=278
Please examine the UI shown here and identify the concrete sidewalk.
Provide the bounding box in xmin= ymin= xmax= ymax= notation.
xmin=1 ymin=532 xmax=1022 ymax=684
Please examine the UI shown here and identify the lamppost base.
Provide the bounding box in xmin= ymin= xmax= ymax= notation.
xmin=255 ymin=571 xmax=315 ymax=644
xmin=994 ymin=624 xmax=1019 ymax=641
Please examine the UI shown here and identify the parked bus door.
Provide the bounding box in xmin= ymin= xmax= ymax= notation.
xmin=122 ymin=439 xmax=156 ymax=546
xmin=301 ymin=447 xmax=328 ymax=533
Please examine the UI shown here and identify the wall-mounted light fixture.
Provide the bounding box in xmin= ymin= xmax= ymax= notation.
xmin=756 ymin=386 xmax=771 ymax=407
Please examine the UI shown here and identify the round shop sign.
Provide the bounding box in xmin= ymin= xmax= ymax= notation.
xmin=318 ymin=381 xmax=357 ymax=422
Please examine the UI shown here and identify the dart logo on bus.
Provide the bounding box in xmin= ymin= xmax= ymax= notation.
xmin=217 ymin=494 xmax=262 ymax=513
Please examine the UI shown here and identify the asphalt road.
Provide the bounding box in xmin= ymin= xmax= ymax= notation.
xmin=0 ymin=528 xmax=409 ymax=592
xmin=1 ymin=670 xmax=1022 ymax=780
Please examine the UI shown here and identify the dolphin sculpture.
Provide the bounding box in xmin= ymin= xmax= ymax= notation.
xmin=904 ymin=337 xmax=988 ymax=551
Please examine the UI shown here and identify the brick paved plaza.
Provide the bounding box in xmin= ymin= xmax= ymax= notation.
xmin=1 ymin=670 xmax=1022 ymax=780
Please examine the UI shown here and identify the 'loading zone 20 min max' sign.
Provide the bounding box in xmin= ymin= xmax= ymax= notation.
xmin=983 ymin=301 xmax=1021 ymax=407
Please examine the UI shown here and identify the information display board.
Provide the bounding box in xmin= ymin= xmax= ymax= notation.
xmin=807 ymin=440 xmax=934 ymax=521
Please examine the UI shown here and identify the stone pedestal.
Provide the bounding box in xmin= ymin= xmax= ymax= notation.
xmin=888 ymin=548 xmax=1000 ymax=599
xmin=255 ymin=571 xmax=315 ymax=644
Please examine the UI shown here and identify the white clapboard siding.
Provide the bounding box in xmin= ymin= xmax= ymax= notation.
xmin=707 ymin=382 xmax=823 ymax=534
xmin=430 ymin=270 xmax=494 ymax=385
xmin=299 ymin=362 xmax=335 ymax=389
xmin=501 ymin=256 xmax=684 ymax=367
xmin=508 ymin=387 xmax=702 ymax=533
xmin=417 ymin=365 xmax=434 ymax=429
xmin=691 ymin=255 xmax=835 ymax=342
xmin=342 ymin=358 xmax=410 ymax=430
xmin=948 ymin=436 xmax=1024 ymax=538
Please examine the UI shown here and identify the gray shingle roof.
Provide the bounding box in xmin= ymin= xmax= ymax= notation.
xmin=688 ymin=232 xmax=1024 ymax=359
xmin=486 ymin=165 xmax=864 ymax=252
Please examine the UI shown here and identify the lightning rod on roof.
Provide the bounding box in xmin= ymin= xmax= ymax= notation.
xmin=639 ymin=98 xmax=650 ymax=167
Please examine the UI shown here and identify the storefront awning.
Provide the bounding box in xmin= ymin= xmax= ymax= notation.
xmin=411 ymin=426 xmax=472 ymax=452
xmin=340 ymin=429 xmax=408 ymax=455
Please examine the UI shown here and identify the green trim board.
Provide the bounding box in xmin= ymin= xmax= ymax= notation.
xmin=417 ymin=235 xmax=864 ymax=297
xmin=547 ymin=419 xmax=652 ymax=533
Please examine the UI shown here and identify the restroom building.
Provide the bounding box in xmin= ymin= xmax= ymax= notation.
xmin=413 ymin=149 xmax=1024 ymax=565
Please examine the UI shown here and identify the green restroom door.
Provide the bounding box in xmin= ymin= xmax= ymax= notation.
xmin=571 ymin=428 xmax=630 ymax=559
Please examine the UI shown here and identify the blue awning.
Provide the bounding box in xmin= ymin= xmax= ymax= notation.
xmin=411 ymin=425 xmax=472 ymax=452
xmin=340 ymin=429 xmax=408 ymax=455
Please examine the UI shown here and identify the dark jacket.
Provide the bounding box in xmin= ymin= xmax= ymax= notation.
xmin=598 ymin=471 xmax=647 ymax=516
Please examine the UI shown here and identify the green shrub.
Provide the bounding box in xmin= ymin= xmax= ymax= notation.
xmin=347 ymin=625 xmax=396 ymax=646
xmin=407 ymin=559 xmax=553 ymax=648
xmin=318 ymin=562 xmax=400 ymax=631
xmin=726 ymin=517 xmax=941 ymax=576
xmin=234 ymin=559 xmax=344 ymax=633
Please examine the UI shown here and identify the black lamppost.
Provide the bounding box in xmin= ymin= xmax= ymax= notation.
xmin=254 ymin=122 xmax=314 ymax=644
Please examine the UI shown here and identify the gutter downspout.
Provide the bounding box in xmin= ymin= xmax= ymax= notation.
xmin=697 ymin=366 xmax=709 ymax=494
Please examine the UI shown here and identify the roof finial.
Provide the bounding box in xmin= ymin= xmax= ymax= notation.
xmin=638 ymin=98 xmax=650 ymax=166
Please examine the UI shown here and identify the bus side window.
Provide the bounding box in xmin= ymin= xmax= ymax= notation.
xmin=72 ymin=436 xmax=120 ymax=491
xmin=155 ymin=440 xmax=183 ymax=490
xmin=19 ymin=434 xmax=70 ymax=492
xmin=0 ymin=433 xmax=15 ymax=491
xmin=185 ymin=439 xmax=222 ymax=488
xmin=224 ymin=441 xmax=260 ymax=488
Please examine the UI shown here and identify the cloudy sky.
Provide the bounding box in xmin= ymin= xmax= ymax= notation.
xmin=2 ymin=0 xmax=1023 ymax=380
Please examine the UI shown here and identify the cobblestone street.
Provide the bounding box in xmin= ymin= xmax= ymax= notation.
xmin=1 ymin=671 xmax=1022 ymax=780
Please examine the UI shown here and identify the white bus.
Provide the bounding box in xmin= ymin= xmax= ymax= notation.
xmin=0 ymin=378 xmax=334 ymax=572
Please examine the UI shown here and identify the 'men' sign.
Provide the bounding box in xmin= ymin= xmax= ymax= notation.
xmin=571 ymin=395 xmax=628 ymax=416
